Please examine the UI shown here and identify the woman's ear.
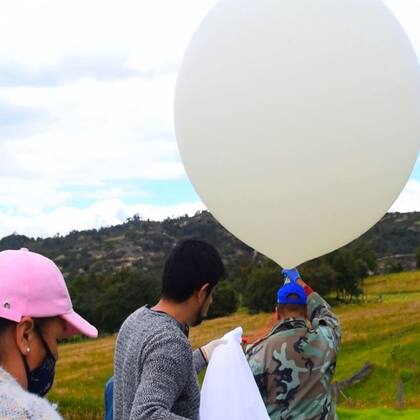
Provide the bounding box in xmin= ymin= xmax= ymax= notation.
xmin=15 ymin=317 xmax=35 ymax=356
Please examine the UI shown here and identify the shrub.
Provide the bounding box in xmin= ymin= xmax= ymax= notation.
xmin=243 ymin=263 xmax=282 ymax=313
xmin=207 ymin=281 xmax=238 ymax=319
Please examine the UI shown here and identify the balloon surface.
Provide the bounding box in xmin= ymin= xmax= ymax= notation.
xmin=175 ymin=0 xmax=420 ymax=268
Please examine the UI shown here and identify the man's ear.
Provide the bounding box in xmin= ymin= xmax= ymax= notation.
xmin=196 ymin=283 xmax=210 ymax=304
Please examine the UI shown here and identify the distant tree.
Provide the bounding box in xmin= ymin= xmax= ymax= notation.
xmin=126 ymin=213 xmax=142 ymax=224
xmin=244 ymin=261 xmax=282 ymax=313
xmin=96 ymin=270 xmax=160 ymax=333
xmin=416 ymin=246 xmax=420 ymax=269
xmin=329 ymin=249 xmax=363 ymax=299
xmin=300 ymin=258 xmax=338 ymax=296
xmin=0 ymin=234 xmax=31 ymax=251
xmin=354 ymin=258 xmax=369 ymax=279
xmin=93 ymin=278 xmax=127 ymax=333
xmin=132 ymin=213 xmax=142 ymax=222
xmin=352 ymin=241 xmax=378 ymax=273
xmin=68 ymin=272 xmax=104 ymax=328
xmin=386 ymin=260 xmax=404 ymax=274
xmin=207 ymin=281 xmax=238 ymax=319
xmin=69 ymin=270 xmax=161 ymax=334
xmin=162 ymin=218 xmax=179 ymax=235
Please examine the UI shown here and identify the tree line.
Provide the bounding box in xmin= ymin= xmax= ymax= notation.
xmin=69 ymin=241 xmax=381 ymax=334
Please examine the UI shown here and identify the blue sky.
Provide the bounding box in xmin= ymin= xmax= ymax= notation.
xmin=0 ymin=0 xmax=419 ymax=238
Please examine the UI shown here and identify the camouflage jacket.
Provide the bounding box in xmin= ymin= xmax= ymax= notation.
xmin=246 ymin=292 xmax=341 ymax=420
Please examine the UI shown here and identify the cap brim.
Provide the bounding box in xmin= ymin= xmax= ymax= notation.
xmin=60 ymin=311 xmax=98 ymax=338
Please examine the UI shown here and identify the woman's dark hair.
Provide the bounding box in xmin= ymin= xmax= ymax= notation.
xmin=0 ymin=317 xmax=16 ymax=361
xmin=162 ymin=239 xmax=225 ymax=303
xmin=0 ymin=317 xmax=15 ymax=334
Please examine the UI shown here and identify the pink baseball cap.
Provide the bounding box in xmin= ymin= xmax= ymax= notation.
xmin=0 ymin=248 xmax=98 ymax=338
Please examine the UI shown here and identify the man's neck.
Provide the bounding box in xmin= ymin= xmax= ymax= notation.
xmin=277 ymin=314 xmax=307 ymax=324
xmin=152 ymin=299 xmax=190 ymax=326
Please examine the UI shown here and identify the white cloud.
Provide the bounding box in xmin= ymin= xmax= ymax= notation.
xmin=390 ymin=179 xmax=420 ymax=212
xmin=0 ymin=0 xmax=419 ymax=238
xmin=0 ymin=0 xmax=217 ymax=76
xmin=0 ymin=76 xmax=184 ymax=185
xmin=384 ymin=0 xmax=420 ymax=58
xmin=0 ymin=0 xmax=219 ymax=223
xmin=0 ymin=177 xmax=70 ymax=216
xmin=0 ymin=75 xmax=187 ymax=222
xmin=0 ymin=199 xmax=206 ymax=239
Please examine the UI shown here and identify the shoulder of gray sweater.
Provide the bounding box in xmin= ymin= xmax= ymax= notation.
xmin=117 ymin=306 xmax=196 ymax=362
xmin=144 ymin=325 xmax=192 ymax=356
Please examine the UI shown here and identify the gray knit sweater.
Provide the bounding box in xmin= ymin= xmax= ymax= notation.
xmin=113 ymin=306 xmax=207 ymax=420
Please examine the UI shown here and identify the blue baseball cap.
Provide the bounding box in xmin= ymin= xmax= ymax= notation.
xmin=277 ymin=283 xmax=307 ymax=305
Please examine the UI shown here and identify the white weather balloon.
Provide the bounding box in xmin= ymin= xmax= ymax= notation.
xmin=175 ymin=0 xmax=420 ymax=268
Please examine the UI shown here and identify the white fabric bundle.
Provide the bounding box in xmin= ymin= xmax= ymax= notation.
xmin=200 ymin=327 xmax=270 ymax=420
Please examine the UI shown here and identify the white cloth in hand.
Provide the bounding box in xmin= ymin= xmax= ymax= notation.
xmin=200 ymin=327 xmax=270 ymax=420
xmin=201 ymin=338 xmax=227 ymax=363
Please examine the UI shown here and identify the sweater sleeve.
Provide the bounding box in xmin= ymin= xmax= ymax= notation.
xmin=193 ymin=349 xmax=207 ymax=374
xmin=0 ymin=383 xmax=62 ymax=420
xmin=128 ymin=332 xmax=193 ymax=420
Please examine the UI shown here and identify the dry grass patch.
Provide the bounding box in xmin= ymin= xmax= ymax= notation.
xmin=364 ymin=271 xmax=420 ymax=295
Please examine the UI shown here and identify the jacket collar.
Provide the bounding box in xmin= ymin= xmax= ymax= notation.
xmin=246 ymin=317 xmax=308 ymax=355
xmin=270 ymin=317 xmax=307 ymax=335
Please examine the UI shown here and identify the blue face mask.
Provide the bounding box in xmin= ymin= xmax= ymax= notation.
xmin=22 ymin=325 xmax=56 ymax=397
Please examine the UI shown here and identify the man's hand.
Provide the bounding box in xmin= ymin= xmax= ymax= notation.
xmin=282 ymin=268 xmax=301 ymax=284
xmin=200 ymin=338 xmax=227 ymax=363
xmin=283 ymin=268 xmax=313 ymax=295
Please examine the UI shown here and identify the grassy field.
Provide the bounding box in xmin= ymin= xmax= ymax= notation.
xmin=49 ymin=271 xmax=420 ymax=419
xmin=337 ymin=408 xmax=420 ymax=419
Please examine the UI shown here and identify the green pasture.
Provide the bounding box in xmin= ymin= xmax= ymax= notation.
xmin=49 ymin=271 xmax=420 ymax=419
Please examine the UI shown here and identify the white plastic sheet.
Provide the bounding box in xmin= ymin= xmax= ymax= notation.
xmin=200 ymin=327 xmax=270 ymax=420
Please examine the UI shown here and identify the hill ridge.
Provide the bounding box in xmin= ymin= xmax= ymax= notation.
xmin=0 ymin=211 xmax=418 ymax=279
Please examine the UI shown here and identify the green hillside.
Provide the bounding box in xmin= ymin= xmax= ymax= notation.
xmin=0 ymin=211 xmax=418 ymax=280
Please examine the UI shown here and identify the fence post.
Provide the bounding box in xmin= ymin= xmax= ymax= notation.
xmin=397 ymin=381 xmax=404 ymax=410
